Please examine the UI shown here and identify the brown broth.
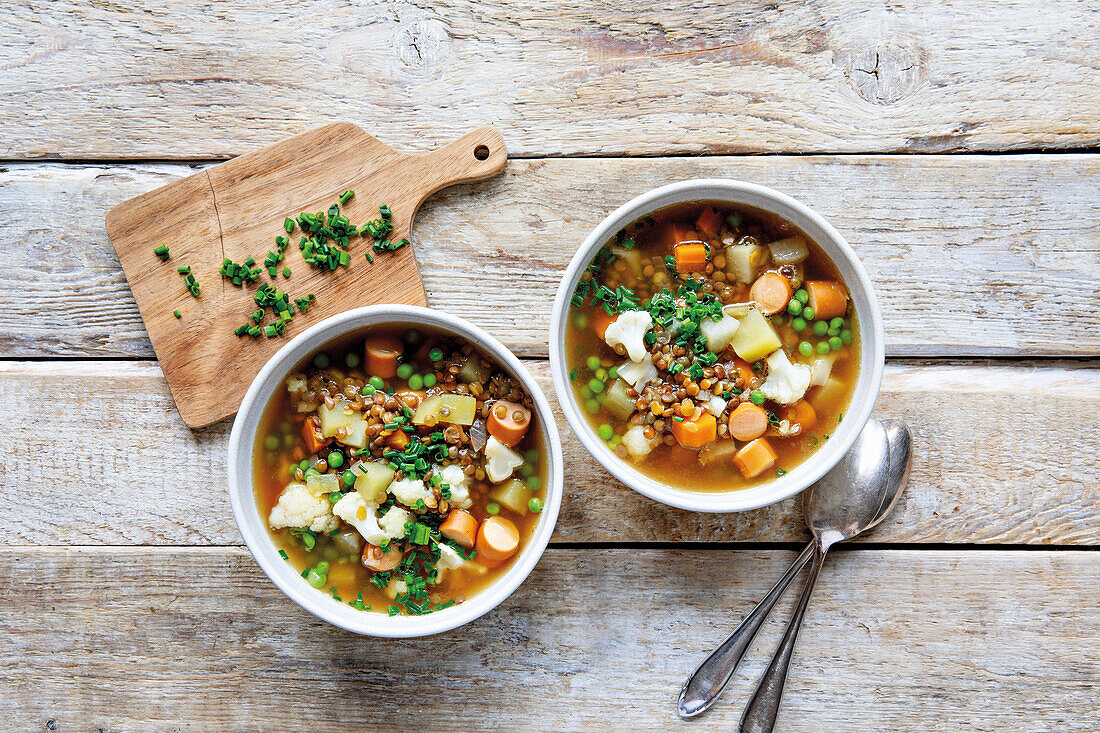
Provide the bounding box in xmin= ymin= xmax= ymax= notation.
xmin=565 ymin=201 xmax=860 ymax=492
xmin=252 ymin=324 xmax=546 ymax=615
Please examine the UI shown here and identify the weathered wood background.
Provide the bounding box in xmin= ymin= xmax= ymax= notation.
xmin=1 ymin=0 xmax=1098 ymax=730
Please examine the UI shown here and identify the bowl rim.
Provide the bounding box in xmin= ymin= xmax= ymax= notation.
xmin=228 ymin=304 xmax=564 ymax=637
xmin=549 ymin=178 xmax=885 ymax=513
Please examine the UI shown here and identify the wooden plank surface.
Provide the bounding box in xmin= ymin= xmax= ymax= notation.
xmin=1 ymin=1 xmax=1098 ymax=158
xmin=2 ymin=359 xmax=1095 ymax=546
xmin=3 ymin=547 xmax=1097 ymax=732
xmin=2 ymin=155 xmax=1098 ymax=359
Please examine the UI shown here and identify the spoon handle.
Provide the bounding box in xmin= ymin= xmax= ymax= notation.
xmin=677 ymin=540 xmax=816 ymax=718
xmin=739 ymin=544 xmax=827 ymax=733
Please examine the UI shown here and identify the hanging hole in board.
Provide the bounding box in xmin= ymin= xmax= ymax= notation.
xmin=474 ymin=145 xmax=490 ymax=161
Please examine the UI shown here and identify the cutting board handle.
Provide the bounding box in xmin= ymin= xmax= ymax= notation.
xmin=409 ymin=126 xmax=508 ymax=207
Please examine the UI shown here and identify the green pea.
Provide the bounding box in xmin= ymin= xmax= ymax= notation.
xmin=289 ymin=464 xmax=300 ymax=479
xmin=528 ymin=497 xmax=544 ymax=513
xmin=396 ymin=363 xmax=413 ymax=379
xmin=486 ymin=502 xmax=501 ymax=515
xmin=369 ymin=376 xmax=384 ymax=389
xmin=588 ymin=378 xmax=605 ymax=393
xmin=342 ymin=470 xmax=356 ymax=487
xmin=608 ymin=366 xmax=619 ymax=380
xmin=772 ymin=315 xmax=786 ymax=327
xmin=840 ymin=329 xmax=854 ymax=345
xmin=792 ymin=317 xmax=807 ymax=332
xmin=525 ymin=449 xmax=540 ymax=463
xmin=597 ymin=424 xmax=614 ymax=440
xmin=609 ymin=435 xmax=622 ymax=449
xmin=423 ymin=373 xmax=437 ymax=388
xmin=408 ymin=374 xmax=424 ymax=390
xmin=585 ymin=398 xmax=601 ymax=414
xmin=312 ymin=353 xmax=330 ymax=369
xmin=827 ymin=326 xmax=840 ymax=337
xmin=799 ymin=341 xmax=813 ymax=356
xmin=573 ymin=313 xmax=589 ymax=329
xmin=520 ymin=462 xmax=535 ymax=478
xmin=360 ymin=385 xmax=376 ymax=396
xmin=787 ymin=299 xmax=803 ymax=316
xmin=327 ymin=451 xmax=344 ymax=468
xmin=321 ymin=545 xmax=336 ymax=560
xmin=581 ymin=386 xmax=593 ymax=399
xmin=305 ymin=569 xmax=325 ymax=588
xmin=299 ymin=459 xmax=311 ymax=470
xmin=405 ymin=329 xmax=420 ymax=344
xmin=750 ymin=389 xmax=766 ymax=406
xmin=344 ymin=352 xmax=361 ymax=368
xmin=429 ymin=348 xmax=444 ymax=362
xmin=816 ymin=341 xmax=830 ymax=354
xmin=813 ymin=320 xmax=828 ymax=336
xmin=802 ymin=306 xmax=815 ymax=320
xmin=794 ymin=289 xmax=809 ymax=304
xmin=829 ymin=317 xmax=845 ymax=329
xmin=828 ymin=336 xmax=843 ymax=351
xmin=527 ymin=477 xmax=542 ymax=491
xmin=586 ymin=355 xmax=601 ymax=371
xmin=263 ymin=434 xmax=279 ymax=451
xmin=282 ymin=433 xmax=295 ymax=449
xmin=596 ymin=367 xmax=608 ymax=380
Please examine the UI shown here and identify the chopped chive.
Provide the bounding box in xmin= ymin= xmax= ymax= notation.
xmin=364 ymin=252 xmax=373 ymax=263
xmin=278 ymin=549 xmax=289 ymax=560
xmin=176 ymin=265 xmax=190 ymax=275
xmin=379 ymin=204 xmax=392 ymax=219
xmin=283 ymin=217 xmax=294 ymax=233
xmin=282 ymin=266 xmax=291 ymax=278
xmin=173 ymin=310 xmax=181 ymax=319
xmin=153 ymin=245 xmax=169 ymax=261
xmin=339 ymin=190 xmax=354 ymax=204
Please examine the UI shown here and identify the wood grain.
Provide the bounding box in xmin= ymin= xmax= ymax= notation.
xmin=105 ymin=124 xmax=505 ymax=427
xmin=2 ymin=547 xmax=1097 ymax=732
xmin=2 ymin=155 xmax=1098 ymax=359
xmin=1 ymin=359 xmax=1095 ymax=546
xmin=1 ymin=0 xmax=1098 ymax=158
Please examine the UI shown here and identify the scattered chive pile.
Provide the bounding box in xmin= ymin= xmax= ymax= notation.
xmin=154 ymin=193 xmax=409 ymax=339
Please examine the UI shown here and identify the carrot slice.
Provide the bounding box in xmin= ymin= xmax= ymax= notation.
xmin=750 ymin=271 xmax=793 ymax=315
xmin=440 ymin=509 xmax=478 ymax=549
xmin=728 ymin=403 xmax=768 ymax=441
xmin=301 ymin=415 xmax=329 ymax=453
xmin=364 ymin=335 xmax=403 ymax=378
xmin=674 ymin=243 xmax=708 ymax=273
xmin=386 ymin=428 xmax=410 ymax=450
xmin=476 ymin=516 xmax=520 ymax=567
xmin=781 ymin=400 xmax=817 ymax=431
xmin=487 ymin=400 xmax=531 ymax=447
xmin=695 ymin=206 xmax=723 ymax=238
xmin=805 ymin=281 xmax=848 ymax=320
xmin=731 ymin=357 xmax=756 ymax=389
xmin=733 ymin=437 xmax=778 ymax=479
xmin=593 ymin=311 xmax=617 ymax=340
xmin=663 ymin=222 xmax=700 ymax=249
xmin=361 ymin=544 xmax=403 ymax=572
xmin=670 ymin=412 xmax=717 ymax=449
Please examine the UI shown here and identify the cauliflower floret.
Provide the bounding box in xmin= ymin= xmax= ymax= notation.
xmin=617 ymin=358 xmax=658 ymax=389
xmin=438 ymin=464 xmax=473 ymax=509
xmin=485 ymin=436 xmax=524 ymax=483
xmin=384 ymin=576 xmax=408 ymax=599
xmin=433 ymin=543 xmax=467 ymax=585
xmin=388 ymin=477 xmax=431 ymax=508
xmin=772 ymin=419 xmax=801 ymax=437
xmin=269 ymin=482 xmax=339 ymax=533
xmin=700 ymin=313 xmax=740 ymax=353
xmin=332 ymin=492 xmax=386 ymax=545
xmin=760 ymin=349 xmax=813 ymax=405
xmin=378 ymin=506 xmax=412 ymax=538
xmin=622 ymin=425 xmax=659 ymax=460
xmin=706 ymin=393 xmax=727 ymax=417
xmin=603 ymin=309 xmax=653 ymax=363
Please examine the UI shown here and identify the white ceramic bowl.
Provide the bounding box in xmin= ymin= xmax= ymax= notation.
xmin=228 ymin=305 xmax=563 ymax=637
xmin=549 ymin=179 xmax=885 ymax=513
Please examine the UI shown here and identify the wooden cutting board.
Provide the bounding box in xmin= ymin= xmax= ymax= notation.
xmin=106 ymin=123 xmax=507 ymax=428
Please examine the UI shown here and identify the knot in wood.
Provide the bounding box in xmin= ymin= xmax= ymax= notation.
xmin=836 ymin=41 xmax=923 ymax=105
xmin=394 ymin=17 xmax=450 ymax=70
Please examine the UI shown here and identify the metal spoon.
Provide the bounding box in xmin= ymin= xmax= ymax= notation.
xmin=678 ymin=418 xmax=908 ymax=718
xmin=738 ymin=420 xmax=911 ymax=733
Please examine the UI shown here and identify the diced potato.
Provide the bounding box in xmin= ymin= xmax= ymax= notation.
xmin=317 ymin=399 xmax=352 ymax=438
xmin=730 ymin=308 xmax=782 ymax=362
xmin=603 ymin=379 xmax=636 ymax=419
xmin=458 ymin=355 xmax=491 ymax=384
xmin=725 ymin=242 xmax=769 ymax=283
xmin=807 ymin=376 xmax=848 ymax=411
xmin=354 ymin=462 xmax=394 ymax=503
xmin=327 ymin=561 xmax=358 ymax=586
xmin=699 ymin=439 xmax=740 ymax=466
xmin=306 ymin=472 xmax=340 ymax=497
xmin=489 ymin=478 xmax=533 ymax=515
xmin=700 ymin=313 xmax=740 ymax=353
xmin=412 ymin=393 xmax=478 ymax=426
xmin=768 ymin=237 xmax=809 ymax=265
